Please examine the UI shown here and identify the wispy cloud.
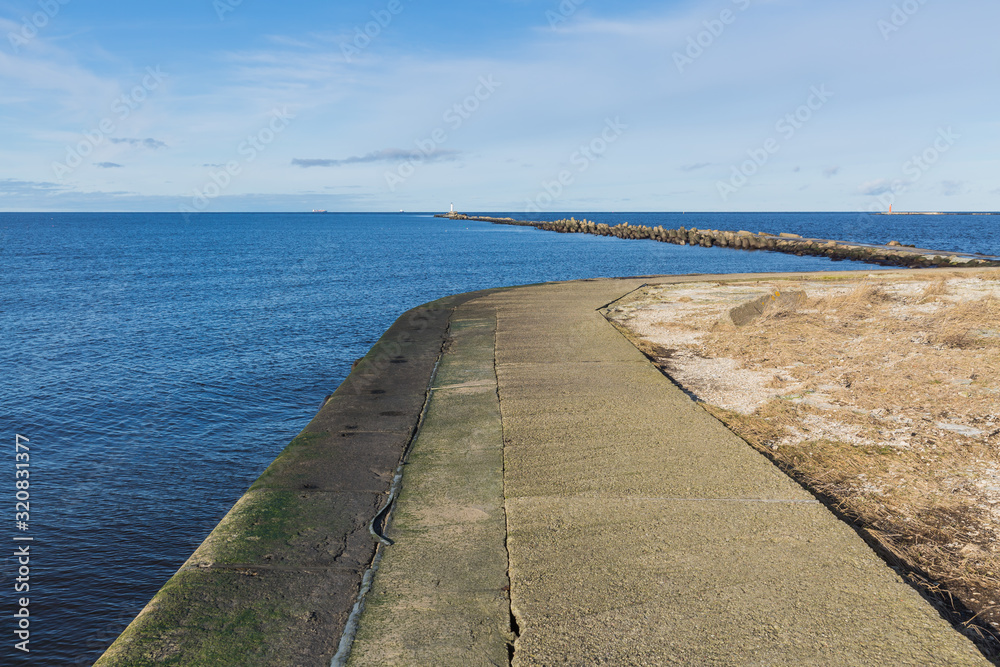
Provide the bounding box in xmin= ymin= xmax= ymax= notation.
xmin=545 ymin=16 xmax=684 ymax=38
xmin=0 ymin=182 xmax=376 ymax=212
xmin=823 ymin=166 xmax=841 ymax=178
xmin=95 ymin=162 xmax=123 ymax=168
xmin=292 ymin=148 xmax=461 ymax=168
xmin=0 ymin=178 xmax=66 ymax=194
xmin=110 ymin=138 xmax=167 ymax=149
xmin=680 ymin=162 xmax=711 ymax=172
xmin=859 ymin=179 xmax=893 ymax=196
xmin=941 ymin=180 xmax=966 ymax=196
xmin=264 ymin=35 xmax=315 ymax=49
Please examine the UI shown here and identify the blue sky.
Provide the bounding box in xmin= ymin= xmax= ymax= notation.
xmin=1 ymin=0 xmax=998 ymax=212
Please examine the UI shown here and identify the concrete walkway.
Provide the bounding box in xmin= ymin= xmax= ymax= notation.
xmin=349 ymin=276 xmax=990 ymax=666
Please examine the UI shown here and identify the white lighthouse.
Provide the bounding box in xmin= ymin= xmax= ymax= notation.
xmin=450 ymin=202 xmax=455 ymax=213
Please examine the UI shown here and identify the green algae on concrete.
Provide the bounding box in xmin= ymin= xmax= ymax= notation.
xmin=347 ymin=306 xmax=513 ymax=666
xmin=96 ymin=292 xmax=492 ymax=667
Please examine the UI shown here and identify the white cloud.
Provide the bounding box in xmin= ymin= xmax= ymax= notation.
xmin=859 ymin=179 xmax=893 ymax=196
xmin=941 ymin=180 xmax=966 ymax=197
xmin=292 ymin=148 xmax=460 ymax=168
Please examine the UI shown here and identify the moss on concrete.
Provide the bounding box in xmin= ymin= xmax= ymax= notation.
xmin=96 ymin=567 xmax=344 ymax=666
xmin=95 ymin=291 xmax=501 ymax=666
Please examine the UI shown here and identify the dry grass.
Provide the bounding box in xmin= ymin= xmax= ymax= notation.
xmin=608 ymin=271 xmax=1000 ymax=652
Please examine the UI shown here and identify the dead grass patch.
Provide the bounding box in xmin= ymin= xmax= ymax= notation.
xmin=921 ymin=277 xmax=950 ymax=302
xmin=608 ymin=272 xmax=1000 ymax=654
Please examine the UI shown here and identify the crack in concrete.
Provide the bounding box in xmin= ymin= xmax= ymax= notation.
xmin=495 ymin=311 xmax=521 ymax=667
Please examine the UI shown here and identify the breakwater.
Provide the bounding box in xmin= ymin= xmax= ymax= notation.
xmin=437 ymin=214 xmax=1000 ymax=269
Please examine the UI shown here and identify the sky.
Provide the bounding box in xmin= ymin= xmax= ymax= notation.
xmin=1 ymin=0 xmax=998 ymax=213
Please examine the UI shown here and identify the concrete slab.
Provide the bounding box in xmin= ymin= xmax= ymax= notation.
xmin=488 ymin=277 xmax=990 ymax=666
xmin=501 ymin=427 xmax=809 ymax=502
xmin=506 ymin=496 xmax=983 ymax=666
xmin=249 ymin=432 xmax=409 ymax=493
xmin=183 ymin=488 xmax=381 ymax=570
xmin=96 ymin=565 xmax=363 ymax=666
xmin=347 ymin=305 xmax=512 ymax=667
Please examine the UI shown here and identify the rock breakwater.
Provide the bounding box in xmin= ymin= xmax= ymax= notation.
xmin=436 ymin=213 xmax=1000 ymax=269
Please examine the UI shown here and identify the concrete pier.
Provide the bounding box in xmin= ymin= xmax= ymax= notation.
xmin=99 ymin=271 xmax=996 ymax=666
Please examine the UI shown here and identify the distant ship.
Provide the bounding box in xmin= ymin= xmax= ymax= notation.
xmin=311 ymin=209 xmax=327 ymax=213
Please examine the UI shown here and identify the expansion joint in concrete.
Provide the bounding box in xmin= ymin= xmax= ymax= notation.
xmin=495 ymin=312 xmax=520 ymax=666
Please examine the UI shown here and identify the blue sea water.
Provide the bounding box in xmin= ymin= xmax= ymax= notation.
xmin=1 ymin=211 xmax=997 ymax=665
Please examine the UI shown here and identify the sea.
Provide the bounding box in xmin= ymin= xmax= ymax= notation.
xmin=2 ymin=211 xmax=998 ymax=665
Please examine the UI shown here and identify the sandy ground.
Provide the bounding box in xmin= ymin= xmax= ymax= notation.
xmin=606 ymin=269 xmax=1000 ymax=647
